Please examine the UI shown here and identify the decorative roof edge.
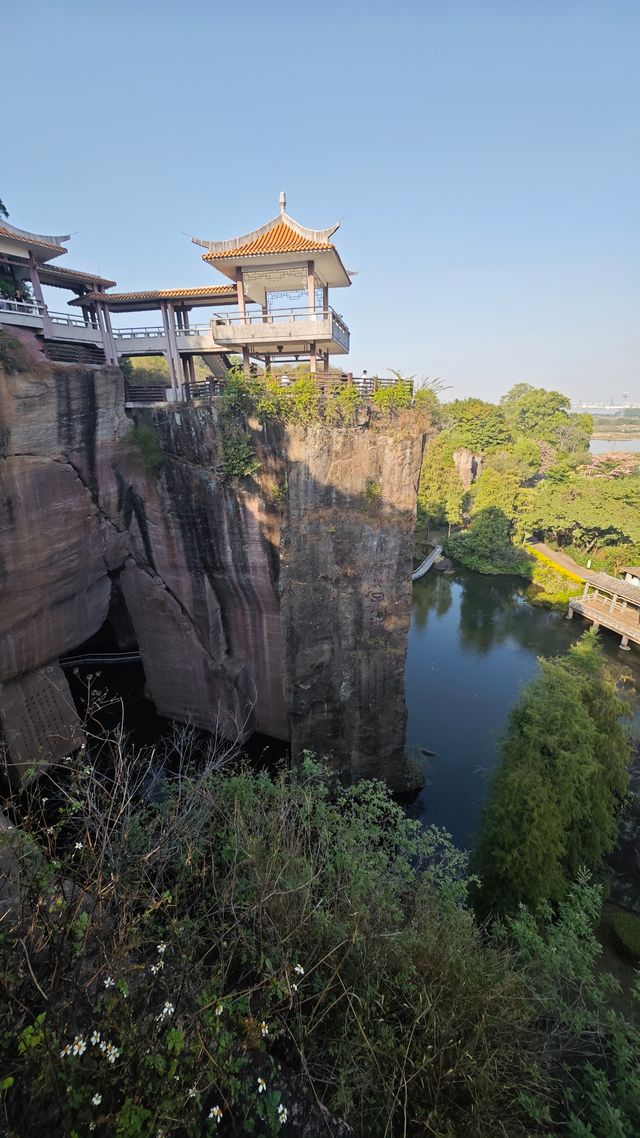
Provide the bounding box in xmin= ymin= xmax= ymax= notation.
xmin=192 ymin=211 xmax=339 ymax=255
xmin=0 ymin=220 xmax=70 ymax=249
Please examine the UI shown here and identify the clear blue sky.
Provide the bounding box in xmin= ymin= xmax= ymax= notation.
xmin=4 ymin=0 xmax=639 ymax=403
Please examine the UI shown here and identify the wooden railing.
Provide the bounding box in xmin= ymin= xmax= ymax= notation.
xmin=124 ymin=382 xmax=167 ymax=403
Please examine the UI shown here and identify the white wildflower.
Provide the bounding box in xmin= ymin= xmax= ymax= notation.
xmin=91 ymin=1092 xmax=102 ymax=1105
xmin=260 ymin=1021 xmax=269 ymax=1038
xmin=71 ymin=1035 xmax=87 ymax=1056
xmin=293 ymin=963 xmax=304 ymax=976
xmin=89 ymin=1125 xmax=96 ymax=1132
xmin=90 ymin=1030 xmax=101 ymax=1046
xmin=103 ymin=975 xmax=115 ymax=988
xmin=187 ymin=1086 xmax=197 ymax=1099
xmin=150 ymin=961 xmax=164 ymax=974
xmin=214 ymin=1003 xmax=223 ymax=1016
xmin=59 ymin=1043 xmax=71 ymax=1058
xmin=257 ymin=1077 xmax=266 ymax=1094
xmin=157 ymin=942 xmax=167 ymax=954
xmin=157 ymin=1001 xmax=174 ymax=1020
xmin=209 ymin=1105 xmax=223 ymax=1123
xmin=292 ymin=984 xmax=298 ymax=993
xmin=278 ymin=1103 xmax=288 ymax=1124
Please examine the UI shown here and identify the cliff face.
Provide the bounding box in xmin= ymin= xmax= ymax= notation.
xmin=0 ymin=358 xmax=424 ymax=785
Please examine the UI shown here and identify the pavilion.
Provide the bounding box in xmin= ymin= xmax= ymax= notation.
xmin=192 ymin=191 xmax=352 ymax=375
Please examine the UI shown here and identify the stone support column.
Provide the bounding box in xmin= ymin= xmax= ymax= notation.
xmin=242 ymin=345 xmax=251 ymax=375
xmin=27 ymin=255 xmax=52 ymax=337
xmin=309 ymin=340 xmax=317 ymax=375
xmin=100 ymin=302 xmax=119 ymax=365
xmin=307 ymin=260 xmax=316 ymax=314
xmin=161 ymin=302 xmax=180 ymax=401
xmin=236 ymin=267 xmax=246 ymax=317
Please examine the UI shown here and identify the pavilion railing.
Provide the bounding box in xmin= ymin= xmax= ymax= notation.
xmin=0 ymin=298 xmax=44 ymax=317
xmin=212 ymin=305 xmax=348 ymax=333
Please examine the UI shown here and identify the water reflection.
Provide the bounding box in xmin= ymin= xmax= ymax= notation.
xmin=405 ymin=568 xmax=640 ymax=850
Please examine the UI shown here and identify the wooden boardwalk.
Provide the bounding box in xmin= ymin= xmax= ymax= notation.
xmin=568 ymin=583 xmax=640 ymax=650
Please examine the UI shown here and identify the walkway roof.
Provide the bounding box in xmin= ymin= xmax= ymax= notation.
xmin=38 ymin=264 xmax=117 ymax=290
xmin=70 ymin=284 xmax=237 ymax=312
xmin=585 ymin=571 xmax=640 ymax=606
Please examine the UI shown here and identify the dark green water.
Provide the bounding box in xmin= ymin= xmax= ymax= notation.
xmin=405 ymin=569 xmax=640 ymax=850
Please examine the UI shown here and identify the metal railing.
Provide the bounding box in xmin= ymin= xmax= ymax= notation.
xmin=0 ymin=298 xmax=44 ymax=317
xmin=184 ymin=378 xmax=224 ymax=400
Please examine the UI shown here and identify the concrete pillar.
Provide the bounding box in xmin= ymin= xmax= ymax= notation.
xmin=242 ymin=345 xmax=251 ymax=375
xmin=322 ymin=283 xmax=329 ymax=315
xmin=307 ymin=260 xmax=316 ymax=314
xmin=161 ymin=302 xmax=180 ymax=401
xmin=264 ymin=353 xmax=271 ymax=373
xmin=100 ymin=302 xmax=119 ymax=365
xmin=309 ymin=340 xmax=317 ymax=375
xmin=582 ymin=582 xmax=590 ymax=599
xmin=27 ymin=255 xmax=52 ymax=337
xmin=187 ymin=354 xmax=196 ymax=384
xmin=610 ymin=594 xmax=618 ymax=613
xmin=620 ymin=635 xmax=630 ymax=651
xmin=183 ymin=307 xmax=190 ymax=331
xmin=95 ymin=304 xmax=117 ymax=366
xmin=236 ymin=267 xmax=246 ymax=318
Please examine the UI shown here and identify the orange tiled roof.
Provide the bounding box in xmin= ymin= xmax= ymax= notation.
xmin=0 ymin=225 xmax=68 ymax=253
xmin=203 ymin=222 xmax=334 ymax=261
xmin=71 ymin=285 xmax=237 ymax=305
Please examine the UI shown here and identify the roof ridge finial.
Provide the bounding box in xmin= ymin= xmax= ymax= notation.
xmin=279 ymin=190 xmax=286 ymax=215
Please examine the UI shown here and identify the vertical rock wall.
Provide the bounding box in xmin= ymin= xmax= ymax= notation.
xmin=281 ymin=425 xmax=424 ymax=786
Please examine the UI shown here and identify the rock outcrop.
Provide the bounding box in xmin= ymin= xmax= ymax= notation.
xmin=1 ymin=356 xmax=425 ymax=785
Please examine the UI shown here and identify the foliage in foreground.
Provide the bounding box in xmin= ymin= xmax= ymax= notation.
xmin=474 ymin=629 xmax=633 ymax=915
xmin=1 ymin=731 xmax=640 ymax=1137
xmin=611 ymin=911 xmax=640 ymax=962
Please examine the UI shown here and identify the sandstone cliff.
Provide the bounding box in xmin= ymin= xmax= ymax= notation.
xmin=0 ymin=354 xmax=424 ymax=786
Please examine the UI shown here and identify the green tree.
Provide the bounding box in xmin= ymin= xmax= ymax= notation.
xmin=442 ymin=398 xmax=512 ymax=451
xmin=524 ymin=475 xmax=640 ymax=549
xmin=475 ymin=629 xmax=632 ymax=914
xmin=0 ymin=196 xmax=8 ymax=219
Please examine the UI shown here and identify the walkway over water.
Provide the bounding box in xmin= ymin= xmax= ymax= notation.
xmin=412 ymin=545 xmax=443 ymax=581
xmin=569 ymin=577 xmax=640 ymax=650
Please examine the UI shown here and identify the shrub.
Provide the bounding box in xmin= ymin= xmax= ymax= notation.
xmin=1 ymin=722 xmax=640 ymax=1136
xmin=611 ymin=911 xmax=640 ymax=961
xmin=130 ymin=423 xmax=164 ymax=476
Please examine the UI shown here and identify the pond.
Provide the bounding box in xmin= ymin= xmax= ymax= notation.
xmin=404 ymin=568 xmax=640 ymax=849
xmin=590 ymin=437 xmax=640 ymax=454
